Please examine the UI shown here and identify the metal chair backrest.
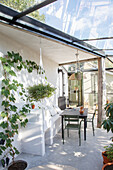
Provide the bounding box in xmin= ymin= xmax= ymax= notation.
xmin=64 ymin=115 xmax=79 ymax=123
xmin=92 ymin=110 xmax=97 ymax=120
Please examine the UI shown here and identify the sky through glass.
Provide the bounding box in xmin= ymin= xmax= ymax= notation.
xmin=39 ymin=0 xmax=113 ymax=56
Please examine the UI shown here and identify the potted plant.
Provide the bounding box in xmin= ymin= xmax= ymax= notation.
xmin=0 ymin=51 xmax=44 ymax=169
xmin=31 ymin=103 xmax=35 ymax=109
xmin=101 ymin=102 xmax=113 ymax=166
xmin=27 ymin=83 xmax=56 ymax=102
xmin=102 ymin=162 xmax=113 ymax=170
xmin=102 ymin=142 xmax=113 ymax=164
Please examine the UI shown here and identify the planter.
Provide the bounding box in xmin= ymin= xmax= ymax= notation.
xmin=102 ymin=151 xmax=113 ymax=164
xmin=32 ymin=104 xmax=35 ymax=109
xmin=8 ymin=160 xmax=27 ymax=170
xmin=102 ymin=162 xmax=113 ymax=170
xmin=79 ymin=106 xmax=84 ymax=114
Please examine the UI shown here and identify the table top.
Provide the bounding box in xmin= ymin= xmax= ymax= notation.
xmin=60 ymin=108 xmax=88 ymax=118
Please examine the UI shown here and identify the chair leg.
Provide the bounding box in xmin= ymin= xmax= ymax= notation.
xmin=92 ymin=121 xmax=95 ymax=136
xmin=67 ymin=129 xmax=69 ymax=137
xmin=78 ymin=129 xmax=81 ymax=146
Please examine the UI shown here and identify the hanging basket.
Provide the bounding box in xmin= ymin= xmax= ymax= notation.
xmin=75 ymin=72 xmax=82 ymax=80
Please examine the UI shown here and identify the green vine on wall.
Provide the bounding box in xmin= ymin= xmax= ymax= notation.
xmin=0 ymin=51 xmax=44 ymax=166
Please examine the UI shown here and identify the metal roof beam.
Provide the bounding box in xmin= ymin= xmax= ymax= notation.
xmin=106 ymin=55 xmax=113 ymax=57
xmin=106 ymin=57 xmax=113 ymax=64
xmin=82 ymin=36 xmax=113 ymax=41
xmin=12 ymin=0 xmax=57 ymax=21
xmin=59 ymin=57 xmax=98 ymax=66
xmin=93 ymin=49 xmax=113 ymax=51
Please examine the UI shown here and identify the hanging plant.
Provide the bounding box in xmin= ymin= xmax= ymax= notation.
xmin=75 ymin=72 xmax=82 ymax=80
xmin=27 ymin=83 xmax=56 ymax=102
xmin=0 ymin=51 xmax=45 ymax=169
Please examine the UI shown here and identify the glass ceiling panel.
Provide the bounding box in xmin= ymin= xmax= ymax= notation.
xmin=1 ymin=0 xmax=113 ymax=57
xmin=39 ymin=0 xmax=113 ymax=55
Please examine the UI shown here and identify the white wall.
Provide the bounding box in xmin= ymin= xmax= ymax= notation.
xmin=0 ymin=32 xmax=60 ymax=156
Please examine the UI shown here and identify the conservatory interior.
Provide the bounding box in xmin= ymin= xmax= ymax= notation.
xmin=0 ymin=1 xmax=113 ymax=170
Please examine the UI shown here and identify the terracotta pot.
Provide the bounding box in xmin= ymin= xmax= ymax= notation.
xmin=8 ymin=160 xmax=27 ymax=170
xmin=102 ymin=151 xmax=113 ymax=164
xmin=32 ymin=105 xmax=35 ymax=109
xmin=79 ymin=106 xmax=84 ymax=114
xmin=79 ymin=110 xmax=84 ymax=114
xmin=80 ymin=106 xmax=84 ymax=110
xmin=102 ymin=162 xmax=113 ymax=170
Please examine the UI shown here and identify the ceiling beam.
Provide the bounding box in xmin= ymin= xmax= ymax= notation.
xmin=83 ymin=67 xmax=113 ymax=72
xmin=106 ymin=55 xmax=113 ymax=57
xmin=82 ymin=36 xmax=113 ymax=41
xmin=12 ymin=0 xmax=57 ymax=21
xmin=93 ymin=49 xmax=113 ymax=51
xmin=59 ymin=57 xmax=98 ymax=66
xmin=106 ymin=57 xmax=113 ymax=64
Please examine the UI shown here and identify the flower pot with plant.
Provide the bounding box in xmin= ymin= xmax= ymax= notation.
xmin=102 ymin=162 xmax=113 ymax=170
xmin=27 ymin=83 xmax=56 ymax=102
xmin=31 ymin=103 xmax=35 ymax=109
xmin=101 ymin=102 xmax=113 ymax=165
xmin=102 ymin=143 xmax=113 ymax=164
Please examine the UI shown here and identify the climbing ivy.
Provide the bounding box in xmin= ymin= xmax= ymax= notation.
xmin=0 ymin=51 xmax=44 ymax=166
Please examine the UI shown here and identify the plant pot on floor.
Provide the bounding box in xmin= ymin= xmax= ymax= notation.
xmin=8 ymin=160 xmax=27 ymax=170
xmin=102 ymin=162 xmax=113 ymax=170
xmin=102 ymin=151 xmax=113 ymax=164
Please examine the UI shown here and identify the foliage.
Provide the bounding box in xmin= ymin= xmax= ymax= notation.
xmin=104 ymin=143 xmax=113 ymax=161
xmin=0 ymin=51 xmax=44 ymax=165
xmin=102 ymin=103 xmax=113 ymax=161
xmin=102 ymin=103 xmax=113 ymax=133
xmin=1 ymin=0 xmax=45 ymax=22
xmin=27 ymin=84 xmax=56 ymax=101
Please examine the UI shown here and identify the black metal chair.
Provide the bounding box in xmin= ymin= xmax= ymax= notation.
xmin=63 ymin=115 xmax=82 ymax=146
xmin=86 ymin=110 xmax=96 ymax=136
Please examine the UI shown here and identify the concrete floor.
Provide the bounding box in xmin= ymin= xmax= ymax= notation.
xmin=16 ymin=115 xmax=112 ymax=170
xmin=0 ymin=115 xmax=112 ymax=170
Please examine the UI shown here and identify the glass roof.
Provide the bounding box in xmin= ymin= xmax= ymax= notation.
xmin=38 ymin=0 xmax=113 ymax=56
xmin=1 ymin=0 xmax=113 ymax=59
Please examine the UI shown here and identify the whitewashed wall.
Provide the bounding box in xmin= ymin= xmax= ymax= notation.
xmin=0 ymin=33 xmax=60 ymax=157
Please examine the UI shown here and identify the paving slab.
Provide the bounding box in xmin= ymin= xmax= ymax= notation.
xmin=0 ymin=115 xmax=112 ymax=170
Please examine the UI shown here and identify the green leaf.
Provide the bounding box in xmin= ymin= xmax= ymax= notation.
xmin=1 ymin=88 xmax=10 ymax=97
xmin=1 ymin=111 xmax=8 ymax=118
xmin=9 ymin=70 xmax=16 ymax=76
xmin=0 ymin=57 xmax=7 ymax=63
xmin=6 ymin=138 xmax=12 ymax=147
xmin=0 ymin=121 xmax=8 ymax=129
xmin=11 ymin=123 xmax=18 ymax=130
xmin=10 ymin=105 xmax=17 ymax=112
xmin=3 ymin=65 xmax=11 ymax=72
xmin=9 ymin=94 xmax=16 ymax=102
xmin=2 ymin=100 xmax=9 ymax=107
xmin=2 ymin=79 xmax=10 ymax=85
xmin=20 ymin=119 xmax=28 ymax=127
xmin=8 ymin=84 xmax=17 ymax=91
xmin=13 ymin=80 xmax=18 ymax=84
xmin=0 ymin=146 xmax=6 ymax=151
xmin=17 ymin=64 xmax=22 ymax=70
xmin=14 ymin=147 xmax=20 ymax=155
xmin=7 ymin=51 xmax=13 ymax=58
xmin=19 ymin=92 xmax=23 ymax=96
